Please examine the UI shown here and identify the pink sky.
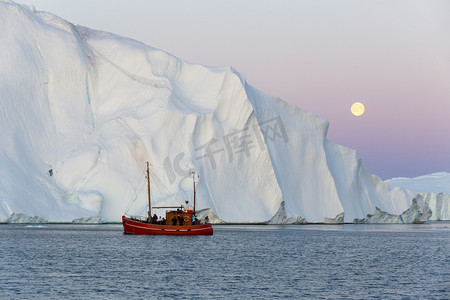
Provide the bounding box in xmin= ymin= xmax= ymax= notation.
xmin=20 ymin=0 xmax=450 ymax=179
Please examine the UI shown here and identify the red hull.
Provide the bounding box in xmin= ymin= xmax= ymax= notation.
xmin=122 ymin=216 xmax=213 ymax=235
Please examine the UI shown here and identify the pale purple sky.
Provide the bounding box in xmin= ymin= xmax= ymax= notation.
xmin=19 ymin=0 xmax=450 ymax=179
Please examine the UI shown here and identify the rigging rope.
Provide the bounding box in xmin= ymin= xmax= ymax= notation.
xmin=124 ymin=163 xmax=189 ymax=215
xmin=148 ymin=163 xmax=184 ymax=206
xmin=124 ymin=169 xmax=147 ymax=215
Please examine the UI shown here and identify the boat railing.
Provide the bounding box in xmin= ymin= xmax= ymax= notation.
xmin=128 ymin=215 xmax=147 ymax=222
xmin=126 ymin=214 xmax=209 ymax=225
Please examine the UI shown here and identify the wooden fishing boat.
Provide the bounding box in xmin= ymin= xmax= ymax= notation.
xmin=122 ymin=162 xmax=213 ymax=235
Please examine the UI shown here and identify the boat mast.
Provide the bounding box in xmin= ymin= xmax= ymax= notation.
xmin=193 ymin=170 xmax=196 ymax=215
xmin=147 ymin=161 xmax=151 ymax=222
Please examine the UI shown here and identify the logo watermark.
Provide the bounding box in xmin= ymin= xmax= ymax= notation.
xmin=164 ymin=116 xmax=289 ymax=184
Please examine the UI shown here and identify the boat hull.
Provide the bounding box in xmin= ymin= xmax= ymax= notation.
xmin=122 ymin=216 xmax=213 ymax=235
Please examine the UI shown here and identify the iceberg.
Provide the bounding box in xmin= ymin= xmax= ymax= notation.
xmin=386 ymin=172 xmax=450 ymax=194
xmin=0 ymin=0 xmax=446 ymax=223
xmin=354 ymin=197 xmax=432 ymax=224
xmin=386 ymin=173 xmax=450 ymax=221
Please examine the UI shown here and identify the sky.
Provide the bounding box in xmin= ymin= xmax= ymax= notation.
xmin=18 ymin=0 xmax=450 ymax=179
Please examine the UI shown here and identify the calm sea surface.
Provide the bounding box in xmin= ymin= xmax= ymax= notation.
xmin=0 ymin=223 xmax=449 ymax=299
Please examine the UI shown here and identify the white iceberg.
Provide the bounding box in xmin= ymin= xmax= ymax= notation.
xmin=0 ymin=0 xmax=445 ymax=223
xmin=386 ymin=173 xmax=450 ymax=221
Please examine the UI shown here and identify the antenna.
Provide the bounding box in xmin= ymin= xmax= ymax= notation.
xmin=192 ymin=169 xmax=196 ymax=215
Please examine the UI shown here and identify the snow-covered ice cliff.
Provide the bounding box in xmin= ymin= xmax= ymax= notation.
xmin=0 ymin=0 xmax=446 ymax=223
xmin=386 ymin=172 xmax=450 ymax=194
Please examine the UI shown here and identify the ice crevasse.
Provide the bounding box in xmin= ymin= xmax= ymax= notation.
xmin=0 ymin=0 xmax=445 ymax=223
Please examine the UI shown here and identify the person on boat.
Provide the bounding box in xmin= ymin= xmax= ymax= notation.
xmin=192 ymin=215 xmax=196 ymax=225
xmin=171 ymin=215 xmax=177 ymax=226
xmin=162 ymin=217 xmax=166 ymax=225
xmin=204 ymin=216 xmax=209 ymax=224
xmin=152 ymin=214 xmax=158 ymax=224
xmin=178 ymin=215 xmax=184 ymax=226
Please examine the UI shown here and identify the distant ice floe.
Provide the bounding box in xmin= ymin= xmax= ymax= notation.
xmin=4 ymin=212 xmax=106 ymax=224
xmin=7 ymin=213 xmax=48 ymax=224
xmin=354 ymin=197 xmax=432 ymax=224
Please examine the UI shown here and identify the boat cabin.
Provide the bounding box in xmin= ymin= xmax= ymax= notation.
xmin=150 ymin=205 xmax=199 ymax=226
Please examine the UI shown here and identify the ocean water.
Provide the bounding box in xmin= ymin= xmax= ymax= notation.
xmin=0 ymin=223 xmax=448 ymax=299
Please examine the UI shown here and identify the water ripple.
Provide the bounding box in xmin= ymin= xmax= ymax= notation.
xmin=0 ymin=223 xmax=448 ymax=299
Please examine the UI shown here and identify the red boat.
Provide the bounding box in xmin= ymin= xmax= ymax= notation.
xmin=122 ymin=162 xmax=213 ymax=235
xmin=122 ymin=216 xmax=213 ymax=235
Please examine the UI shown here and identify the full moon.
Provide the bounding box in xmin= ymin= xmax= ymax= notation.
xmin=351 ymin=102 xmax=365 ymax=116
